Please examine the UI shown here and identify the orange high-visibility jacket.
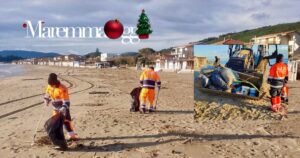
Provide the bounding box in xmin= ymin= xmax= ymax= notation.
xmin=45 ymin=84 xmax=70 ymax=107
xmin=140 ymin=69 xmax=161 ymax=89
xmin=268 ymin=62 xmax=288 ymax=88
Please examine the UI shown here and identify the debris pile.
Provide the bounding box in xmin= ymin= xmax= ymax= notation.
xmin=34 ymin=136 xmax=52 ymax=146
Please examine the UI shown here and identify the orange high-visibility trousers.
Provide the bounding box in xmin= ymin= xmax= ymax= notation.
xmin=140 ymin=88 xmax=155 ymax=106
xmin=282 ymin=85 xmax=288 ymax=101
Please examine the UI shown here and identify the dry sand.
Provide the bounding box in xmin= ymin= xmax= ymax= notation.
xmin=0 ymin=65 xmax=299 ymax=158
xmin=0 ymin=65 xmax=194 ymax=158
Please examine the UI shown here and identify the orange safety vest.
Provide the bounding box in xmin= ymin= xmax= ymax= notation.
xmin=268 ymin=62 xmax=288 ymax=88
xmin=45 ymin=84 xmax=70 ymax=107
xmin=140 ymin=69 xmax=161 ymax=89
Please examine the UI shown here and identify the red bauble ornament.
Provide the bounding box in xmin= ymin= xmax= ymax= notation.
xmin=22 ymin=23 xmax=27 ymax=28
xmin=138 ymin=34 xmax=149 ymax=39
xmin=104 ymin=19 xmax=124 ymax=39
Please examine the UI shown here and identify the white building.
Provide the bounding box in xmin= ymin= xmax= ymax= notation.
xmin=155 ymin=54 xmax=176 ymax=71
xmin=252 ymin=31 xmax=300 ymax=81
xmin=156 ymin=44 xmax=194 ymax=72
xmin=101 ymin=53 xmax=115 ymax=62
xmin=252 ymin=31 xmax=300 ymax=58
xmin=60 ymin=54 xmax=82 ymax=67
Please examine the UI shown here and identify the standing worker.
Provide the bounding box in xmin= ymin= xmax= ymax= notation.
xmin=44 ymin=73 xmax=77 ymax=140
xmin=139 ymin=66 xmax=161 ymax=113
xmin=267 ymin=54 xmax=288 ymax=113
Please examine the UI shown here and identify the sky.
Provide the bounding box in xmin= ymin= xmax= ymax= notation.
xmin=194 ymin=45 xmax=289 ymax=65
xmin=0 ymin=0 xmax=299 ymax=55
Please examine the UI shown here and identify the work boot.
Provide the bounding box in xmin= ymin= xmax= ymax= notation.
xmin=67 ymin=132 xmax=78 ymax=141
xmin=53 ymin=145 xmax=68 ymax=151
xmin=139 ymin=107 xmax=146 ymax=114
xmin=52 ymin=142 xmax=68 ymax=151
xmin=149 ymin=107 xmax=155 ymax=113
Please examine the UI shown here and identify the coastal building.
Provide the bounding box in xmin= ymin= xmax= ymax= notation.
xmin=155 ymin=54 xmax=176 ymax=71
xmin=194 ymin=57 xmax=207 ymax=70
xmin=251 ymin=31 xmax=300 ymax=58
xmin=171 ymin=44 xmax=194 ymax=71
xmin=37 ymin=58 xmax=50 ymax=65
xmin=61 ymin=54 xmax=82 ymax=67
xmin=16 ymin=58 xmax=37 ymax=65
xmin=289 ymin=60 xmax=300 ymax=81
xmin=251 ymin=31 xmax=300 ymax=81
xmin=156 ymin=44 xmax=194 ymax=72
xmin=101 ymin=53 xmax=115 ymax=62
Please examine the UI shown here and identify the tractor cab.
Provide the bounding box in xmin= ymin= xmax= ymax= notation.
xmin=225 ymin=43 xmax=279 ymax=73
xmin=225 ymin=44 xmax=254 ymax=72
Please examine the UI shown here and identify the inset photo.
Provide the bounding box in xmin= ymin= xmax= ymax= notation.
xmin=194 ymin=42 xmax=289 ymax=121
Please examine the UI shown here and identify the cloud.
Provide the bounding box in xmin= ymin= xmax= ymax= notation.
xmin=251 ymin=12 xmax=270 ymax=21
xmin=0 ymin=0 xmax=299 ymax=54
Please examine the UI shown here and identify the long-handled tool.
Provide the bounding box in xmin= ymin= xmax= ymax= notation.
xmin=31 ymin=104 xmax=48 ymax=146
xmin=154 ymin=89 xmax=160 ymax=110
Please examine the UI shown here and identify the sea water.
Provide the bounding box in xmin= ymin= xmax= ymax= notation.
xmin=0 ymin=63 xmax=24 ymax=78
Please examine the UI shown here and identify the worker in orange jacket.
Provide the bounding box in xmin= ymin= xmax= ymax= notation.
xmin=139 ymin=66 xmax=161 ymax=113
xmin=267 ymin=54 xmax=288 ymax=113
xmin=44 ymin=73 xmax=77 ymax=140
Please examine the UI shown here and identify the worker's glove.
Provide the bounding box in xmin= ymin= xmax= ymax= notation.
xmin=59 ymin=106 xmax=67 ymax=116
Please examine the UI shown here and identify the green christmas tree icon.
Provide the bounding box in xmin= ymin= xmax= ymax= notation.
xmin=136 ymin=9 xmax=153 ymax=39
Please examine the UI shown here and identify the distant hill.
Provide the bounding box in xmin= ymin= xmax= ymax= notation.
xmin=0 ymin=55 xmax=24 ymax=62
xmin=0 ymin=50 xmax=61 ymax=59
xmin=84 ymin=48 xmax=102 ymax=59
xmin=84 ymin=52 xmax=101 ymax=58
xmin=120 ymin=52 xmax=138 ymax=57
xmin=198 ymin=21 xmax=300 ymax=44
xmin=157 ymin=47 xmax=173 ymax=54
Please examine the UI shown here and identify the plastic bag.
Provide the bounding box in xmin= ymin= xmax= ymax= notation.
xmin=199 ymin=74 xmax=210 ymax=88
xmin=44 ymin=112 xmax=67 ymax=150
xmin=210 ymin=70 xmax=229 ymax=91
xmin=220 ymin=67 xmax=238 ymax=83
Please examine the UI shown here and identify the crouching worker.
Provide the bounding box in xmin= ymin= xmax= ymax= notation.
xmin=139 ymin=66 xmax=161 ymax=113
xmin=130 ymin=87 xmax=142 ymax=112
xmin=268 ymin=54 xmax=288 ymax=114
xmin=44 ymin=73 xmax=77 ymax=141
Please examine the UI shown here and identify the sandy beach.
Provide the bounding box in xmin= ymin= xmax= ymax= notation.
xmin=0 ymin=65 xmax=195 ymax=158
xmin=0 ymin=65 xmax=299 ymax=158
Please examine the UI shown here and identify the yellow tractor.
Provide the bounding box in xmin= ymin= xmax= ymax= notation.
xmin=225 ymin=44 xmax=279 ymax=73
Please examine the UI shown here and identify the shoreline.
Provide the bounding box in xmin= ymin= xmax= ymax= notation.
xmin=0 ymin=63 xmax=26 ymax=79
